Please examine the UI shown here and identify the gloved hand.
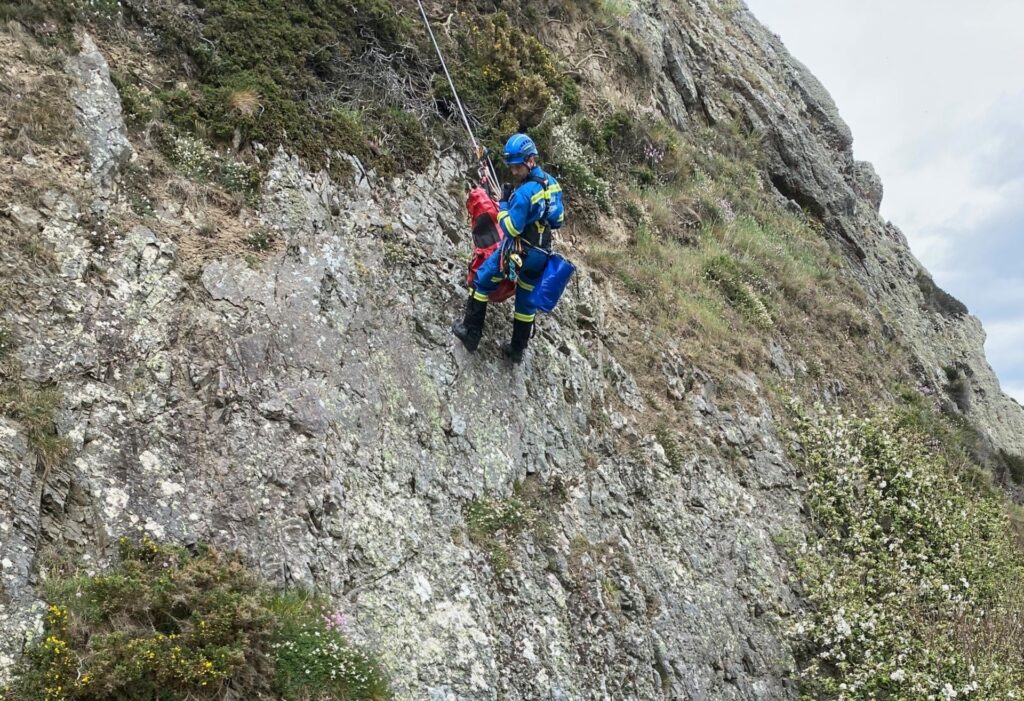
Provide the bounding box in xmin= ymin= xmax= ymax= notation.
xmin=501 ymin=182 xmax=513 ymax=203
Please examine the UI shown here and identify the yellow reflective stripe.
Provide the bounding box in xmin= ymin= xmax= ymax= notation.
xmin=517 ymin=280 xmax=535 ymax=292
xmin=497 ymin=211 xmax=520 ymax=236
xmin=530 ymin=190 xmax=550 ymax=204
xmin=557 ymin=213 xmax=565 ymax=222
xmin=514 ymin=311 xmax=536 ymax=322
xmin=472 ymin=290 xmax=490 ymax=302
xmin=490 ymin=276 xmax=504 ymax=283
xmin=547 ymin=183 xmax=562 ymax=194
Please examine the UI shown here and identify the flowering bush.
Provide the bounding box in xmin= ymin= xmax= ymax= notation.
xmin=160 ymin=132 xmax=260 ymax=204
xmin=2 ymin=538 xmax=390 ymax=701
xmin=789 ymin=407 xmax=1024 ymax=700
xmin=271 ymin=594 xmax=388 ymax=701
xmin=549 ymin=122 xmax=611 ymax=213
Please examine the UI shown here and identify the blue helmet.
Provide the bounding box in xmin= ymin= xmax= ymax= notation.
xmin=503 ymin=134 xmax=538 ymax=165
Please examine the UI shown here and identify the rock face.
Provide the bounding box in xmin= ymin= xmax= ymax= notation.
xmin=2 ymin=3 xmax=1023 ymax=700
xmin=0 ymin=140 xmax=808 ymax=697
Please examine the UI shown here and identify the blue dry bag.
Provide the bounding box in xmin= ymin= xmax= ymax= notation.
xmin=529 ymin=254 xmax=576 ymax=313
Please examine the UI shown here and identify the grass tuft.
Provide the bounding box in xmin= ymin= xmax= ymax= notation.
xmin=0 ymin=381 xmax=69 ymax=469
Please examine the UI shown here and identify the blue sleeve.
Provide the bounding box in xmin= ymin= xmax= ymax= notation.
xmin=547 ymin=179 xmax=564 ymax=229
xmin=498 ymin=189 xmax=531 ymax=238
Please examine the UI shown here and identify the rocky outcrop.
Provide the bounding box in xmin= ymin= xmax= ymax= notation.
xmin=0 ymin=129 xmax=809 ymax=696
xmin=65 ymin=32 xmax=133 ymax=209
xmin=0 ymin=419 xmax=42 ymax=674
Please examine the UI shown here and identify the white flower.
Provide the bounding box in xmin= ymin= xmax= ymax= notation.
xmin=890 ymin=669 xmax=906 ymax=682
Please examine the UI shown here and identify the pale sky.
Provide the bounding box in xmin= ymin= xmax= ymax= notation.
xmin=743 ymin=0 xmax=1024 ymax=404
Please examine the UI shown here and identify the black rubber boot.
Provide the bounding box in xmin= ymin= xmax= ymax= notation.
xmin=452 ymin=296 xmax=487 ymax=352
xmin=502 ymin=318 xmax=533 ymax=364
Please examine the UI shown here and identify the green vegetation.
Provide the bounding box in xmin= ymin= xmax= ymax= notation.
xmin=465 ymin=495 xmax=529 ymax=574
xmin=447 ymin=12 xmax=565 ymax=139
xmin=789 ymin=406 xmax=1024 ymax=700
xmin=244 ymin=227 xmax=275 ymax=253
xmin=895 ymin=383 xmax=1024 ymax=487
xmin=2 ymin=538 xmax=390 ymax=701
xmin=916 ymin=271 xmax=968 ymax=318
xmin=463 ymin=477 xmax=566 ymax=574
xmin=0 ymin=1 xmax=120 ymax=40
xmin=0 ymin=322 xmax=11 ymax=362
xmin=0 ymin=381 xmax=69 ymax=469
xmin=75 ymin=0 xmax=427 ymax=178
xmin=654 ymin=422 xmax=686 ymax=472
xmin=580 ymin=119 xmax=898 ymax=394
xmin=270 ymin=592 xmax=390 ymax=701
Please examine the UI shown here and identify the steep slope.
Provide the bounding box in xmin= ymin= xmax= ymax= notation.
xmin=628 ymin=2 xmax=1024 ymax=456
xmin=1 ymin=1 xmax=1022 ymax=699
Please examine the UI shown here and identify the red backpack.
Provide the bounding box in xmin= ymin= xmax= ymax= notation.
xmin=465 ymin=187 xmax=516 ymax=303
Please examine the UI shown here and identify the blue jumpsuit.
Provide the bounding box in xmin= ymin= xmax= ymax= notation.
xmin=471 ymin=166 xmax=564 ymax=322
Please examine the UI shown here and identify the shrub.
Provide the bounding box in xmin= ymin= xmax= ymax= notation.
xmin=703 ymin=254 xmax=772 ymax=330
xmin=547 ymin=122 xmax=611 ymax=214
xmin=788 ymin=407 xmax=1024 ymax=700
xmin=2 ymin=538 xmax=392 ymax=701
xmin=447 ymin=12 xmax=563 ymax=138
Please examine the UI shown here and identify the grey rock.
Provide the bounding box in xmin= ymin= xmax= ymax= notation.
xmin=853 ymin=160 xmax=884 ymax=211
xmin=65 ymin=34 xmax=133 ymax=199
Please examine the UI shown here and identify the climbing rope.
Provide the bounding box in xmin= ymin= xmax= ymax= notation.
xmin=414 ymin=0 xmax=501 ymax=194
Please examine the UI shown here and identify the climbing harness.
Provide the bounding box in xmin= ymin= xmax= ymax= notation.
xmin=414 ymin=0 xmax=500 ymax=198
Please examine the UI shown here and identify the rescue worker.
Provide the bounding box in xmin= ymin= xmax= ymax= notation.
xmin=452 ymin=134 xmax=565 ymax=363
